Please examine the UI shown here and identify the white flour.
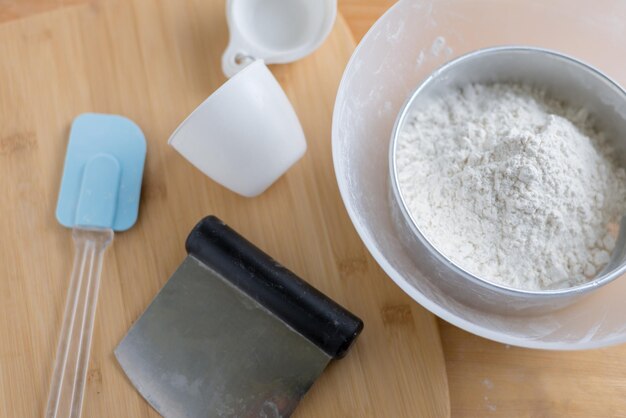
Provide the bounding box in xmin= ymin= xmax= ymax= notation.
xmin=396 ymin=83 xmax=626 ymax=290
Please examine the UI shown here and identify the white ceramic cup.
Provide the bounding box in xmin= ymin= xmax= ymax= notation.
xmin=168 ymin=60 xmax=306 ymax=197
xmin=222 ymin=0 xmax=337 ymax=77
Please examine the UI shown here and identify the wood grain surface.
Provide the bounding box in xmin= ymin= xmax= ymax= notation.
xmin=0 ymin=0 xmax=451 ymax=417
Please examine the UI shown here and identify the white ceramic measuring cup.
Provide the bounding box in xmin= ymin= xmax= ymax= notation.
xmin=169 ymin=60 xmax=306 ymax=197
xmin=222 ymin=0 xmax=337 ymax=77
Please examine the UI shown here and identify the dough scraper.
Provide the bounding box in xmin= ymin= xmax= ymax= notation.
xmin=46 ymin=113 xmax=146 ymax=418
xmin=115 ymin=216 xmax=363 ymax=418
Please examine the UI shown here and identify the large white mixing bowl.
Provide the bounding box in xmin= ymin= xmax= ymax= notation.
xmin=332 ymin=0 xmax=626 ymax=349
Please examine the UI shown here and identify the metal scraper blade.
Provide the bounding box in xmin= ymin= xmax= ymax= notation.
xmin=115 ymin=255 xmax=331 ymax=418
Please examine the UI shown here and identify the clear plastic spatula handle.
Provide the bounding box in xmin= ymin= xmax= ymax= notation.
xmin=45 ymin=227 xmax=113 ymax=418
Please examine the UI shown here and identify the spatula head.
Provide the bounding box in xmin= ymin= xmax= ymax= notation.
xmin=56 ymin=113 xmax=146 ymax=231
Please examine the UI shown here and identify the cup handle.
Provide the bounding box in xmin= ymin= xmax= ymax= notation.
xmin=221 ymin=42 xmax=256 ymax=78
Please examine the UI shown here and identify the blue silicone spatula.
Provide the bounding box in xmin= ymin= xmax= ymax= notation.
xmin=46 ymin=113 xmax=146 ymax=418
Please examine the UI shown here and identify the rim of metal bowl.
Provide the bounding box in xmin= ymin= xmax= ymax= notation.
xmin=389 ymin=45 xmax=626 ymax=298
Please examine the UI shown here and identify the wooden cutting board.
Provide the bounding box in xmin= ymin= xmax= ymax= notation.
xmin=0 ymin=0 xmax=451 ymax=416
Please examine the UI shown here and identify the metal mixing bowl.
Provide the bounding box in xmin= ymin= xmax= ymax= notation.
xmin=389 ymin=46 xmax=626 ymax=314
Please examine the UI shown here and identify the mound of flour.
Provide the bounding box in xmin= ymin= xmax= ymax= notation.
xmin=396 ymin=83 xmax=626 ymax=290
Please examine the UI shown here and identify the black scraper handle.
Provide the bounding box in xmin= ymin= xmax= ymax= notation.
xmin=185 ymin=216 xmax=363 ymax=359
